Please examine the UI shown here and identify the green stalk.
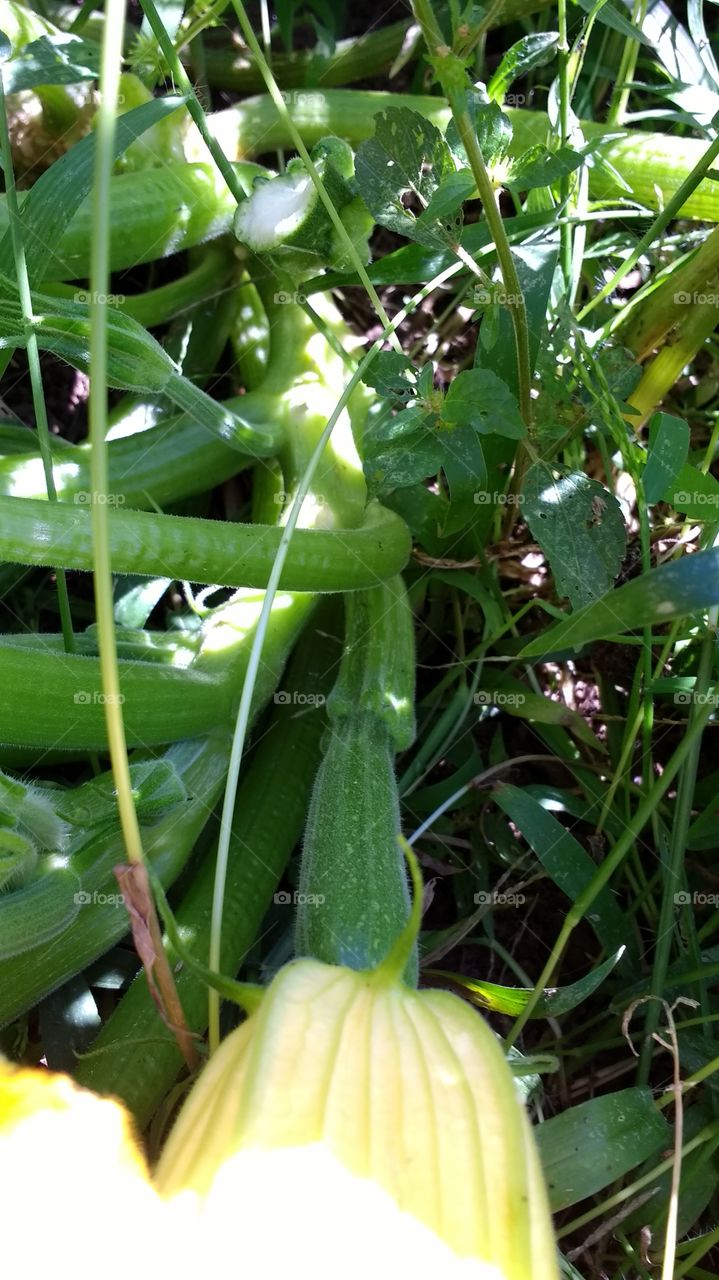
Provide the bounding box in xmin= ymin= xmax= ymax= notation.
xmin=606 ymin=0 xmax=647 ymax=126
xmin=89 ymin=0 xmax=143 ymax=868
xmin=411 ymin=0 xmax=531 ymax=422
xmin=505 ymin=697 xmax=716 ymax=1046
xmin=0 ymin=61 xmax=75 ymax=651
xmin=211 ymin=91 xmax=719 ymax=223
xmin=0 ymin=495 xmax=410 ymax=591
xmin=197 ymin=21 xmax=412 ymax=92
xmin=84 ymin=0 xmax=199 ymax=1067
xmin=627 ymin=297 xmax=719 ymax=427
xmin=611 ymin=226 xmax=719 ymax=359
xmin=138 ymin=0 xmax=249 ymax=206
xmin=637 ymin=621 xmax=717 ymax=1080
xmin=0 ymin=734 xmax=231 ymax=1029
xmin=0 ymin=161 xmax=264 ymax=283
xmin=579 ymin=123 xmax=719 ymax=319
xmin=557 ymin=0 xmax=572 ymax=284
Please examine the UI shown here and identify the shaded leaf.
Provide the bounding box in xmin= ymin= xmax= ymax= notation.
xmin=494 ymin=784 xmax=628 ymax=955
xmin=643 ymin=412 xmax=690 ymax=503
xmin=665 ymin=461 xmax=719 ymax=520
xmin=520 ymin=546 xmax=719 ymax=656
xmin=537 ymin=1088 xmax=669 ymax=1210
xmin=3 ymin=33 xmax=99 ymax=92
xmin=522 ymin=464 xmax=626 ymax=610
xmin=442 ymin=367 xmax=526 ymax=438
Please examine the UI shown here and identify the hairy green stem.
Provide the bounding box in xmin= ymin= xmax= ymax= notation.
xmin=0 ymin=495 xmax=410 ymax=590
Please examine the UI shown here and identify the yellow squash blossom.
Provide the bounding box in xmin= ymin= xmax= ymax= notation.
xmin=0 ymin=877 xmax=559 ymax=1279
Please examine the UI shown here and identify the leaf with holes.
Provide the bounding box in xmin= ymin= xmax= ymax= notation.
xmin=522 ymin=465 xmax=626 ymax=610
xmin=354 ymin=107 xmax=459 ymax=250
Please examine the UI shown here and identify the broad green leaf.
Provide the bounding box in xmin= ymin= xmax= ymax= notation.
xmin=429 ymin=947 xmax=623 ymax=1017
xmin=494 ymin=784 xmax=628 ymax=955
xmin=354 ymin=107 xmax=458 ymax=249
xmin=537 ymin=1088 xmax=669 ymax=1210
xmin=665 ymin=461 xmax=719 ymax=519
xmin=363 ymin=404 xmax=443 ymax=495
xmin=0 ymin=95 xmax=186 ymax=286
xmin=3 ymin=33 xmax=99 ymax=92
xmin=520 ymin=546 xmax=719 ymax=656
xmin=361 ymin=350 xmax=418 ymax=402
xmin=643 ymin=412 xmax=690 ymax=503
xmin=446 ymin=97 xmax=512 ymax=169
xmin=505 ymin=144 xmax=584 ymax=192
xmin=442 ymin=368 xmax=526 ymax=438
xmin=422 ymin=169 xmax=476 ymax=222
xmin=487 ymin=32 xmax=559 ymax=103
xmin=522 ymin=464 xmax=626 ymax=610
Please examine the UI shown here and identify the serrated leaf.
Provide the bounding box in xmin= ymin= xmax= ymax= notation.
xmin=361 ymin=350 xmax=418 ymax=402
xmin=354 ymin=107 xmax=458 ymax=249
xmin=442 ymin=367 xmax=527 ymax=438
xmin=643 ymin=412 xmax=690 ymax=503
xmin=523 ymin=465 xmax=626 ymax=610
xmin=364 ymin=406 xmax=442 ymax=494
xmin=447 ymin=98 xmax=512 ymax=169
xmin=3 ymin=33 xmax=100 ymax=92
xmin=487 ymin=32 xmax=559 ymax=104
xmin=505 ymin=143 xmax=584 ymax=192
